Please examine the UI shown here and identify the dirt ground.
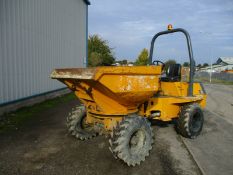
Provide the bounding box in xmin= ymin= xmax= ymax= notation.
xmin=0 ymin=99 xmax=201 ymax=175
xmin=0 ymin=84 xmax=232 ymax=175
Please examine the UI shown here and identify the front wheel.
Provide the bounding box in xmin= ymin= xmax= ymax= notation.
xmin=109 ymin=114 xmax=154 ymax=166
xmin=66 ymin=105 xmax=97 ymax=140
xmin=175 ymin=103 xmax=204 ymax=139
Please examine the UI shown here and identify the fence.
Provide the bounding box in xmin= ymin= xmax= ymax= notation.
xmin=195 ymin=72 xmax=233 ymax=82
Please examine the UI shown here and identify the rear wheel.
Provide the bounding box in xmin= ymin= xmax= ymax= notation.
xmin=67 ymin=105 xmax=97 ymax=140
xmin=109 ymin=114 xmax=154 ymax=166
xmin=175 ymin=103 xmax=204 ymax=139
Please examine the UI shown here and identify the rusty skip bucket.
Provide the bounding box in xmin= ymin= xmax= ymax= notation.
xmin=51 ymin=66 xmax=162 ymax=115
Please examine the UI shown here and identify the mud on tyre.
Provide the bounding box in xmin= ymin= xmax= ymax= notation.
xmin=175 ymin=103 xmax=204 ymax=139
xmin=109 ymin=114 xmax=154 ymax=166
xmin=67 ymin=105 xmax=97 ymax=140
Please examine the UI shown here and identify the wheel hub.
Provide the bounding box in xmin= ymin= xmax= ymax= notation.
xmin=191 ymin=112 xmax=202 ymax=132
xmin=129 ymin=129 xmax=146 ymax=154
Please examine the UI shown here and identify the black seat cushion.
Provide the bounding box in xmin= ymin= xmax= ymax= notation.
xmin=161 ymin=64 xmax=181 ymax=82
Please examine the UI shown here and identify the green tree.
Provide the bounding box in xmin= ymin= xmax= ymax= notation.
xmin=88 ymin=35 xmax=115 ymax=67
xmin=197 ymin=64 xmax=202 ymax=68
xmin=121 ymin=59 xmax=128 ymax=65
xmin=89 ymin=52 xmax=102 ymax=66
xmin=116 ymin=59 xmax=128 ymax=65
xmin=164 ymin=59 xmax=176 ymax=70
xmin=183 ymin=62 xmax=190 ymax=67
xmin=135 ymin=48 xmax=149 ymax=65
xmin=203 ymin=63 xmax=209 ymax=67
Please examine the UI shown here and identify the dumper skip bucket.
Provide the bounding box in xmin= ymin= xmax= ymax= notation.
xmin=51 ymin=66 xmax=162 ymax=115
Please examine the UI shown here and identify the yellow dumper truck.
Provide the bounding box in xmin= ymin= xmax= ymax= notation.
xmin=51 ymin=26 xmax=207 ymax=166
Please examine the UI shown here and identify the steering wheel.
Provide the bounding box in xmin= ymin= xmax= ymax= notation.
xmin=152 ymin=60 xmax=165 ymax=70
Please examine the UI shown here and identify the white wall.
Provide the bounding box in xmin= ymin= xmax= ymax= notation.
xmin=0 ymin=0 xmax=87 ymax=105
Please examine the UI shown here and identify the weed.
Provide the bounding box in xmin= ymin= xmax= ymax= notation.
xmin=0 ymin=93 xmax=76 ymax=133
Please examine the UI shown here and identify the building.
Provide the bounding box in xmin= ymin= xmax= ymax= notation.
xmin=216 ymin=57 xmax=233 ymax=66
xmin=0 ymin=0 xmax=90 ymax=114
xmin=199 ymin=57 xmax=233 ymax=73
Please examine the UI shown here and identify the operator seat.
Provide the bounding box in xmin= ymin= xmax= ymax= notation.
xmin=161 ymin=64 xmax=181 ymax=82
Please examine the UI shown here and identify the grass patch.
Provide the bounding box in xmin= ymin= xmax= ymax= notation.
xmin=0 ymin=93 xmax=76 ymax=134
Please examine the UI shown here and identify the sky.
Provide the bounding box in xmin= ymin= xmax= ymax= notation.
xmin=88 ymin=0 xmax=233 ymax=64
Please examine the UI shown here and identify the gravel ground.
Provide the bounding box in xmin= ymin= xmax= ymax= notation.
xmin=205 ymin=84 xmax=233 ymax=124
xmin=181 ymin=84 xmax=233 ymax=175
xmin=0 ymin=99 xmax=200 ymax=175
xmin=1 ymin=83 xmax=232 ymax=175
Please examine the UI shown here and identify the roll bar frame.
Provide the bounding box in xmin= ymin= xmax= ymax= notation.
xmin=148 ymin=28 xmax=195 ymax=96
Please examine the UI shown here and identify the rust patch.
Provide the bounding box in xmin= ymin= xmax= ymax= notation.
xmin=50 ymin=68 xmax=97 ymax=79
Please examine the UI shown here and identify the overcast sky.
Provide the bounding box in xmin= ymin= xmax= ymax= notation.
xmin=88 ymin=0 xmax=233 ymax=64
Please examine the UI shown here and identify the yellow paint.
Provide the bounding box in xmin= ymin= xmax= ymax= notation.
xmin=51 ymin=65 xmax=207 ymax=131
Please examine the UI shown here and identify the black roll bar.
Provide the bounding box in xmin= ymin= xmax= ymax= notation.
xmin=148 ymin=28 xmax=195 ymax=96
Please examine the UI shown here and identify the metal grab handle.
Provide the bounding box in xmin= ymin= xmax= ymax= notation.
xmin=148 ymin=28 xmax=195 ymax=96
